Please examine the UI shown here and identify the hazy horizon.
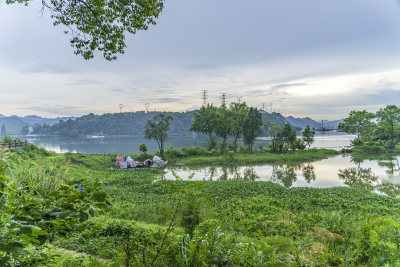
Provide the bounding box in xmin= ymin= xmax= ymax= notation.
xmin=2 ymin=0 xmax=400 ymax=120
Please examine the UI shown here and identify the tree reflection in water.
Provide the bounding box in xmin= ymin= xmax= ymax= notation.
xmin=338 ymin=166 xmax=400 ymax=197
xmin=302 ymin=163 xmax=316 ymax=183
xmin=242 ymin=167 xmax=260 ymax=181
xmin=338 ymin=167 xmax=378 ymax=191
xmin=272 ymin=165 xmax=298 ymax=188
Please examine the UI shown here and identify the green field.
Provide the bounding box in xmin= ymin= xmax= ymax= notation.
xmin=2 ymin=146 xmax=400 ymax=266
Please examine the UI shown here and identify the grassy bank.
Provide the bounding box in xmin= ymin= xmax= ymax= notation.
xmin=3 ymin=146 xmax=400 ymax=266
xmin=168 ymin=148 xmax=340 ymax=166
xmin=55 ymin=165 xmax=400 ymax=266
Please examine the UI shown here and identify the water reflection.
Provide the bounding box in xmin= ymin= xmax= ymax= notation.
xmin=338 ymin=167 xmax=378 ymax=191
xmin=270 ymin=164 xmax=317 ymax=188
xmin=272 ymin=165 xmax=298 ymax=188
xmin=302 ymin=163 xmax=316 ymax=183
xmin=338 ymin=164 xmax=400 ymax=197
xmin=165 ymin=154 xmax=400 ymax=197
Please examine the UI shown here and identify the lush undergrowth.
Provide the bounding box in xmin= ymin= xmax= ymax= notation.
xmin=59 ymin=157 xmax=400 ymax=266
xmin=3 ymin=146 xmax=400 ymax=266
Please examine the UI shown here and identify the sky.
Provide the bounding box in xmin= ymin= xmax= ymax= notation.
xmin=1 ymin=0 xmax=400 ymax=120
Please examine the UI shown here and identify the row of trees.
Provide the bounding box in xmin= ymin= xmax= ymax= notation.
xmin=144 ymin=106 xmax=316 ymax=157
xmin=189 ymin=103 xmax=263 ymax=152
xmin=266 ymin=123 xmax=315 ymax=152
xmin=338 ymin=105 xmax=400 ymax=150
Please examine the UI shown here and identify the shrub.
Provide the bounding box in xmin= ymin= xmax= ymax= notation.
xmin=165 ymin=147 xmax=184 ymax=158
xmin=139 ymin=143 xmax=148 ymax=154
xmin=207 ymin=148 xmax=218 ymax=156
xmin=181 ymin=146 xmax=208 ymax=156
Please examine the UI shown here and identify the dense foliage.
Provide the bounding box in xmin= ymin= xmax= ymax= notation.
xmin=145 ymin=113 xmax=173 ymax=157
xmin=0 ymin=145 xmax=111 ymax=265
xmin=7 ymin=0 xmax=165 ymax=61
xmin=190 ymin=103 xmax=264 ymax=152
xmin=54 ymin=153 xmax=400 ymax=266
xmin=339 ymin=105 xmax=400 ymax=152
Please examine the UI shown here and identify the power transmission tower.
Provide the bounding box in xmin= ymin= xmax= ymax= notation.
xmin=237 ymin=96 xmax=243 ymax=104
xmin=221 ymin=93 xmax=227 ymax=106
xmin=270 ymin=102 xmax=273 ymax=113
xmin=202 ymin=90 xmax=208 ymax=106
xmin=262 ymin=103 xmax=265 ymax=110
xmin=145 ymin=102 xmax=149 ymax=113
xmin=119 ymin=104 xmax=123 ymax=113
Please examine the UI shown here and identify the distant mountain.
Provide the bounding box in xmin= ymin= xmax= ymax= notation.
xmin=285 ymin=116 xmax=321 ymax=130
xmin=0 ymin=115 xmax=75 ymax=134
xmin=16 ymin=115 xmax=75 ymax=126
xmin=0 ymin=117 xmax=28 ymax=134
xmin=284 ymin=116 xmax=344 ymax=130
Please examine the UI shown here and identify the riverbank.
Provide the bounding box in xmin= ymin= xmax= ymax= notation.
xmin=2 ymin=145 xmax=400 ymax=265
xmin=168 ymin=148 xmax=340 ymax=166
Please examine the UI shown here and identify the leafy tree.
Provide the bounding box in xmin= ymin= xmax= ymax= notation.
xmin=145 ymin=113 xmax=173 ymax=157
xmin=139 ymin=142 xmax=148 ymax=154
xmin=264 ymin=122 xmax=284 ymax=152
xmin=230 ymin=102 xmax=249 ymax=152
xmin=215 ymin=105 xmax=233 ymax=153
xmin=0 ymin=124 xmax=6 ymax=136
xmin=338 ymin=110 xmax=375 ymax=140
xmin=7 ymin=0 xmax=165 ymax=60
xmin=376 ymin=105 xmax=400 ymax=147
xmin=243 ymin=107 xmax=262 ymax=152
xmin=281 ymin=123 xmax=297 ymax=151
xmin=302 ymin=125 xmax=316 ymax=149
xmin=190 ymin=104 xmax=219 ymax=150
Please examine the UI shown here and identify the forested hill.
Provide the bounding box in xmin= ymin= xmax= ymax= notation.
xmin=32 ymin=110 xmax=290 ymax=137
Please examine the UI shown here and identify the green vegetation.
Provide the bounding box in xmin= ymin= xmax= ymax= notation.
xmin=139 ymin=142 xmax=148 ymax=154
xmin=339 ymin=105 xmax=400 ymax=152
xmin=145 ymin=113 xmax=173 ymax=157
xmin=243 ymin=107 xmax=263 ymax=152
xmin=264 ymin=123 xmax=307 ymax=152
xmin=8 ymin=0 xmax=164 ymax=61
xmin=189 ymin=104 xmax=219 ymax=149
xmin=190 ymin=103 xmax=264 ymax=153
xmin=167 ymin=148 xmax=339 ymax=166
xmin=302 ymin=125 xmax=316 ymax=149
xmin=56 ymin=153 xmax=400 ymax=266
xmin=0 ymin=144 xmax=111 ymax=266
xmin=31 ymin=110 xmax=289 ymax=143
xmin=2 ymin=145 xmax=400 ymax=265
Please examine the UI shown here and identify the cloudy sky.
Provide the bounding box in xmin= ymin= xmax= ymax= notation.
xmin=1 ymin=0 xmax=400 ymax=119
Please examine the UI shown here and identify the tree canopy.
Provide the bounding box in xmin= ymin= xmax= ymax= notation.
xmin=338 ymin=110 xmax=375 ymax=139
xmin=339 ymin=105 xmax=400 ymax=151
xmin=243 ymin=107 xmax=262 ymax=152
xmin=145 ymin=113 xmax=173 ymax=157
xmin=7 ymin=0 xmax=164 ymax=60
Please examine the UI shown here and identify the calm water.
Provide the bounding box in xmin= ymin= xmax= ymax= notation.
xmin=24 ymin=131 xmax=354 ymax=154
xmin=165 ymin=154 xmax=400 ymax=196
xmin=23 ymin=132 xmax=400 ymax=195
